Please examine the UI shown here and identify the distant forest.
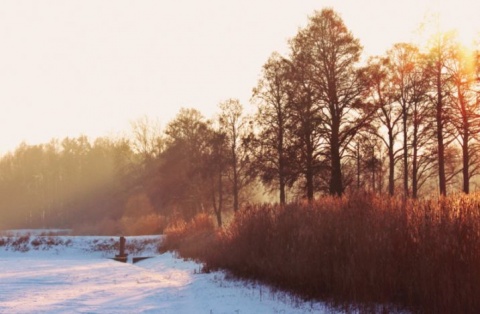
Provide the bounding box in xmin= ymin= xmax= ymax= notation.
xmin=1 ymin=8 xmax=479 ymax=231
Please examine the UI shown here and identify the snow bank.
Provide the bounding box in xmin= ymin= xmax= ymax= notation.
xmin=0 ymin=234 xmax=331 ymax=313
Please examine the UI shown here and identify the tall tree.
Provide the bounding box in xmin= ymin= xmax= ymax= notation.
xmin=285 ymin=56 xmax=325 ymax=200
xmin=204 ymin=127 xmax=228 ymax=227
xmin=290 ymin=9 xmax=373 ymax=196
xmin=449 ymin=42 xmax=480 ymax=193
xmin=252 ymin=52 xmax=296 ymax=204
xmin=160 ymin=108 xmax=212 ymax=218
xmin=218 ymin=99 xmax=251 ymax=212
xmin=389 ymin=44 xmax=416 ymax=196
xmin=363 ymin=56 xmax=402 ymax=195
xmin=130 ymin=116 xmax=163 ymax=167
xmin=425 ymin=32 xmax=457 ymax=196
xmin=388 ymin=43 xmax=432 ymax=198
xmin=409 ymin=84 xmax=436 ymax=198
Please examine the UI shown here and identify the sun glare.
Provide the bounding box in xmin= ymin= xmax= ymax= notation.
xmin=436 ymin=0 xmax=480 ymax=47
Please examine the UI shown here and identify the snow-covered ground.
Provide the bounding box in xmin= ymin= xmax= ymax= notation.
xmin=0 ymin=233 xmax=332 ymax=313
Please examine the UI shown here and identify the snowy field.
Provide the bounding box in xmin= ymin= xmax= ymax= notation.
xmin=0 ymin=232 xmax=332 ymax=314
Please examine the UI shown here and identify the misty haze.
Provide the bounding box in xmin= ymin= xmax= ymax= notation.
xmin=1 ymin=1 xmax=480 ymax=313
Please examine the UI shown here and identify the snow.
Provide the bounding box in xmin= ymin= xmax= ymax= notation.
xmin=0 ymin=233 xmax=332 ymax=313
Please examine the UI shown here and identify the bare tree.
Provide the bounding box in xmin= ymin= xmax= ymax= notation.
xmin=204 ymin=127 xmax=228 ymax=227
xmin=161 ymin=108 xmax=212 ymax=219
xmin=130 ymin=116 xmax=163 ymax=165
xmin=363 ymin=56 xmax=402 ymax=195
xmin=252 ymin=52 xmax=296 ymax=204
xmin=218 ymin=99 xmax=251 ymax=212
xmin=424 ymin=32 xmax=458 ymax=196
xmin=448 ymin=42 xmax=480 ymax=193
xmin=284 ymin=57 xmax=325 ymax=200
xmin=289 ymin=9 xmax=374 ymax=196
xmin=386 ymin=44 xmax=420 ymax=196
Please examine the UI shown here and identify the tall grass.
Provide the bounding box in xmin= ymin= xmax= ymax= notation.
xmin=163 ymin=193 xmax=480 ymax=313
xmin=161 ymin=213 xmax=216 ymax=260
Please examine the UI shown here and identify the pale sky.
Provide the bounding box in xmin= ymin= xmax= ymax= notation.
xmin=0 ymin=0 xmax=479 ymax=154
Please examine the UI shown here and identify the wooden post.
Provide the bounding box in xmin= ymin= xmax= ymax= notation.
xmin=114 ymin=236 xmax=128 ymax=263
xmin=119 ymin=236 xmax=126 ymax=257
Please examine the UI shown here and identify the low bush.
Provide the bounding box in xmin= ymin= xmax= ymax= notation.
xmin=0 ymin=235 xmax=71 ymax=251
xmin=11 ymin=235 xmax=31 ymax=252
xmin=30 ymin=236 xmax=69 ymax=249
xmin=0 ymin=237 xmax=9 ymax=247
xmin=85 ymin=236 xmax=159 ymax=255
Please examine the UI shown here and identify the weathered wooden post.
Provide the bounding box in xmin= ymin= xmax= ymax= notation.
xmin=119 ymin=236 xmax=126 ymax=257
xmin=114 ymin=236 xmax=128 ymax=263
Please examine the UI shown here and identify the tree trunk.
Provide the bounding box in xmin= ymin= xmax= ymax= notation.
xmin=437 ymin=124 xmax=447 ymax=196
xmin=388 ymin=129 xmax=395 ymax=196
xmin=278 ymin=119 xmax=286 ymax=205
xmin=233 ymin=167 xmax=239 ymax=212
xmin=356 ymin=143 xmax=361 ymax=189
xmin=460 ymin=90 xmax=470 ymax=194
xmin=279 ymin=176 xmax=286 ymax=205
xmin=462 ymin=119 xmax=469 ymax=194
xmin=462 ymin=138 xmax=469 ymax=194
xmin=306 ymin=142 xmax=314 ymax=201
xmin=329 ymin=118 xmax=343 ymax=196
xmin=371 ymin=146 xmax=376 ymax=192
xmin=402 ymin=104 xmax=409 ymax=197
xmin=211 ymin=175 xmax=222 ymax=227
xmin=217 ymin=170 xmax=223 ymax=226
xmin=436 ymin=66 xmax=447 ymax=196
xmin=412 ymin=116 xmax=419 ymax=199
xmin=232 ymin=146 xmax=239 ymax=212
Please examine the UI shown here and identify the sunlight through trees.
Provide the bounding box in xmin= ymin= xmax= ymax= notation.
xmin=0 ymin=7 xmax=479 ymax=229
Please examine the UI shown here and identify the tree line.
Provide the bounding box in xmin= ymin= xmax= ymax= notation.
xmin=1 ymin=8 xmax=479 ymax=229
xmin=251 ymin=9 xmax=480 ymax=202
